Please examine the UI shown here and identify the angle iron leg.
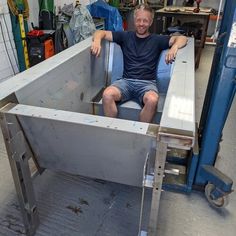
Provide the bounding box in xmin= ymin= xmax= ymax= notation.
xmin=0 ymin=111 xmax=39 ymax=236
xmin=148 ymin=141 xmax=167 ymax=236
xmin=139 ymin=153 xmax=151 ymax=235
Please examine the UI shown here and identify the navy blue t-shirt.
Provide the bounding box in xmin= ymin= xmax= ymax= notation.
xmin=112 ymin=31 xmax=170 ymax=80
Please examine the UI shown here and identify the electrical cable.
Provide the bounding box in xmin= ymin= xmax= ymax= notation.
xmin=1 ymin=14 xmax=19 ymax=71
xmin=0 ymin=19 xmax=17 ymax=75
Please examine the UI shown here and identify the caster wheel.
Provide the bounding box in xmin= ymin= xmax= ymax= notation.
xmin=205 ymin=183 xmax=229 ymax=208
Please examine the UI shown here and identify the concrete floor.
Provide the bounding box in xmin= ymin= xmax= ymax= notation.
xmin=0 ymin=45 xmax=236 ymax=235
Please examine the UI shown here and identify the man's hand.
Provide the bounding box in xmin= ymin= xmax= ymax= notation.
xmin=91 ymin=40 xmax=101 ymax=57
xmin=166 ymin=35 xmax=188 ymax=64
xmin=165 ymin=44 xmax=178 ymax=64
xmin=90 ymin=30 xmax=113 ymax=57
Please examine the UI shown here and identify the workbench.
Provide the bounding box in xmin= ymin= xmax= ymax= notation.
xmin=156 ymin=6 xmax=210 ymax=68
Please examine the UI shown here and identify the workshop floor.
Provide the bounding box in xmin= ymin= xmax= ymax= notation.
xmin=0 ymin=45 xmax=236 ymax=236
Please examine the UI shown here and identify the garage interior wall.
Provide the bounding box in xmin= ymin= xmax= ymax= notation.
xmin=0 ymin=0 xmax=19 ymax=82
xmin=0 ymin=0 xmax=224 ymax=82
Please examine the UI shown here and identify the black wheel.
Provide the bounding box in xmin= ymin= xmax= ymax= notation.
xmin=205 ymin=183 xmax=229 ymax=208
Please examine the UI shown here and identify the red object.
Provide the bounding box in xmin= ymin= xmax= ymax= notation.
xmin=44 ymin=39 xmax=54 ymax=59
xmin=123 ymin=20 xmax=128 ymax=31
xmin=27 ymin=30 xmax=44 ymax=37
xmin=193 ymin=0 xmax=202 ymax=13
xmin=193 ymin=7 xmax=200 ymax=13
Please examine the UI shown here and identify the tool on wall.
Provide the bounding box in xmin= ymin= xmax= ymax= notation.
xmin=7 ymin=0 xmax=30 ymax=71
xmin=18 ymin=11 xmax=30 ymax=69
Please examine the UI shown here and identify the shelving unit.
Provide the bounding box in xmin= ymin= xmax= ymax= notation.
xmin=155 ymin=7 xmax=210 ymax=69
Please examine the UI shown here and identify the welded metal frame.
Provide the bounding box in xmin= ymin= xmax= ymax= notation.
xmin=147 ymin=142 xmax=168 ymax=236
xmin=0 ymin=109 xmax=39 ymax=236
xmin=1 ymin=102 xmax=167 ymax=236
xmin=139 ymin=141 xmax=168 ymax=235
xmin=0 ymin=35 xmax=196 ymax=235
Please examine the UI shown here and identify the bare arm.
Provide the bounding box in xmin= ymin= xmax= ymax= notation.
xmin=91 ymin=30 xmax=113 ymax=57
xmin=165 ymin=35 xmax=188 ymax=64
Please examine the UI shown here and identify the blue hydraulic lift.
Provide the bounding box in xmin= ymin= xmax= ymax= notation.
xmin=195 ymin=0 xmax=236 ymax=206
xmin=169 ymin=0 xmax=236 ymax=207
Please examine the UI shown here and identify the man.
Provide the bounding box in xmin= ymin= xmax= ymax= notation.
xmin=91 ymin=4 xmax=187 ymax=123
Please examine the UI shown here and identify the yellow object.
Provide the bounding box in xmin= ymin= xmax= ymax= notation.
xmin=75 ymin=0 xmax=80 ymax=7
xmin=18 ymin=13 xmax=29 ymax=69
xmin=7 ymin=0 xmax=29 ymax=19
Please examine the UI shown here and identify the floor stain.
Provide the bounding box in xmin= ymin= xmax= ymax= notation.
xmin=93 ymin=179 xmax=106 ymax=184
xmin=110 ymin=190 xmax=116 ymax=198
xmin=66 ymin=205 xmax=83 ymax=215
xmin=103 ymin=198 xmax=110 ymax=205
xmin=79 ymin=198 xmax=89 ymax=206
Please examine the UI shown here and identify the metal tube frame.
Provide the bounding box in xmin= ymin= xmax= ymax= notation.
xmin=1 ymin=105 xmax=169 ymax=235
xmin=0 ymin=111 xmax=39 ymax=236
xmin=139 ymin=141 xmax=168 ymax=236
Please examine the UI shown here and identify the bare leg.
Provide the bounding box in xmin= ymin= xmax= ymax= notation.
xmin=139 ymin=91 xmax=159 ymax=123
xmin=102 ymin=86 xmax=122 ymax=118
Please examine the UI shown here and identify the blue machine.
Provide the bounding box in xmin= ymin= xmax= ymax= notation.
xmin=148 ymin=0 xmax=236 ymax=208
xmin=166 ymin=0 xmax=236 ymax=208
xmin=194 ymin=0 xmax=236 ymax=207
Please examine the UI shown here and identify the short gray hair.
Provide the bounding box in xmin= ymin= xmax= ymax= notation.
xmin=134 ymin=4 xmax=154 ymax=20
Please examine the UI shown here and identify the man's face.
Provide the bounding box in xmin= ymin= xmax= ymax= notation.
xmin=134 ymin=9 xmax=153 ymax=36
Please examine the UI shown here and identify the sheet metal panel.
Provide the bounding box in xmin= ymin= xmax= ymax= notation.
xmin=159 ymin=38 xmax=195 ymax=146
xmin=4 ymin=104 xmax=157 ymax=187
xmin=0 ymin=37 xmax=108 ymax=114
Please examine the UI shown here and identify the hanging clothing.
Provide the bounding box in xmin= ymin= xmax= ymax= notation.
xmin=87 ymin=0 xmax=123 ymax=31
xmin=69 ymin=5 xmax=96 ymax=44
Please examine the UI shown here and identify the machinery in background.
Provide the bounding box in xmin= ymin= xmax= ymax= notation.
xmin=27 ymin=30 xmax=55 ymax=67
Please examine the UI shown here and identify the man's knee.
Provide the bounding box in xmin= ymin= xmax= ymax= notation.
xmin=102 ymin=86 xmax=121 ymax=102
xmin=143 ymin=91 xmax=159 ymax=107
